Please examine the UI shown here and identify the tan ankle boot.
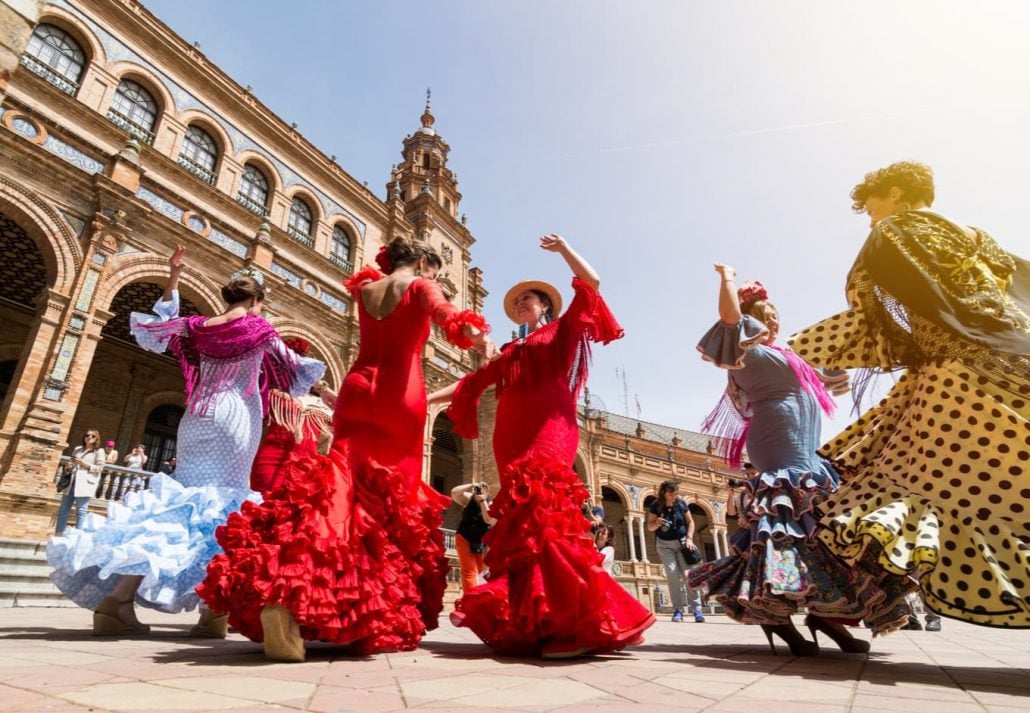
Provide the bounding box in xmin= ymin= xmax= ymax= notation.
xmin=260 ymin=605 xmax=305 ymax=662
xmin=190 ymin=609 xmax=229 ymax=639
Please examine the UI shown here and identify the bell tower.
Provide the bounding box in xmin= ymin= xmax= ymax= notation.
xmin=386 ymin=89 xmax=462 ymax=217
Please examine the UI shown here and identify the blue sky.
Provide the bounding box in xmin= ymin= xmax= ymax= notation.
xmin=146 ymin=0 xmax=1030 ymax=435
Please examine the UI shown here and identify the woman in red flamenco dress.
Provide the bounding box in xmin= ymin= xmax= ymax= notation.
xmin=429 ymin=234 xmax=655 ymax=658
xmin=249 ymin=337 xmax=335 ymax=494
xmin=199 ymin=239 xmax=493 ymax=661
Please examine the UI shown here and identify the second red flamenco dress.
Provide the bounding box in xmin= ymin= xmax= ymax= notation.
xmin=199 ymin=266 xmax=488 ymax=653
xmin=447 ymin=278 xmax=656 ymax=656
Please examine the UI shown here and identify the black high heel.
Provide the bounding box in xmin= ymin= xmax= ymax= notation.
xmin=805 ymin=614 xmax=871 ymax=653
xmin=760 ymin=623 xmax=819 ymax=656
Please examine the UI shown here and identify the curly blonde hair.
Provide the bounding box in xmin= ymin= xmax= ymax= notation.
xmin=850 ymin=161 xmax=935 ymax=213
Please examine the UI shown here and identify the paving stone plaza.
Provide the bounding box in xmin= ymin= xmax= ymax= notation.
xmin=0 ymin=609 xmax=1027 ymax=712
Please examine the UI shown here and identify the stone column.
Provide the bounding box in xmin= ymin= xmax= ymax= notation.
xmin=626 ymin=515 xmax=638 ymax=562
xmin=637 ymin=515 xmax=649 ymax=563
xmin=722 ymin=529 xmax=731 ymax=556
xmin=712 ymin=527 xmax=723 ymax=559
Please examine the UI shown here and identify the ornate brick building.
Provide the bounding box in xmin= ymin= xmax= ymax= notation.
xmin=0 ymin=0 xmax=737 ymax=613
xmin=0 ymin=0 xmax=486 ymax=540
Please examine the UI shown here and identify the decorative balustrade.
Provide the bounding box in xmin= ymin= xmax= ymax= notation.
xmin=55 ymin=456 xmax=155 ymax=502
xmin=236 ymin=192 xmax=265 ymax=215
xmin=329 ymin=254 xmax=354 ymax=273
xmin=19 ymin=54 xmax=78 ymax=96
xmin=177 ymin=154 xmax=216 ymax=184
xmin=287 ymin=225 xmax=314 ymax=248
xmin=105 ymin=109 xmax=154 ymax=144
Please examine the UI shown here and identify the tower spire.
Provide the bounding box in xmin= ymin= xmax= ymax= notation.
xmin=421 ymin=87 xmax=435 ymax=130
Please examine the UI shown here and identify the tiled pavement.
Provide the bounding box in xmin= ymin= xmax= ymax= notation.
xmin=0 ymin=608 xmax=1027 ymax=712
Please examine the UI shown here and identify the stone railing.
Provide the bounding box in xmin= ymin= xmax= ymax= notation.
xmin=55 ymin=456 xmax=155 ymax=502
xmin=105 ymin=109 xmax=155 ymax=145
xmin=236 ymin=192 xmax=265 ymax=215
xmin=19 ymin=54 xmax=78 ymax=96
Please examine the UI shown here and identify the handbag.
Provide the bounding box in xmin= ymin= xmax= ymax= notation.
xmin=680 ymin=539 xmax=702 ymax=565
xmin=56 ymin=465 xmax=73 ymax=493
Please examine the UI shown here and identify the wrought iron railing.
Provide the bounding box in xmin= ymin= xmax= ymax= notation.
xmin=19 ymin=54 xmax=78 ymax=96
xmin=236 ymin=192 xmax=265 ymax=215
xmin=287 ymin=225 xmax=314 ymax=248
xmin=177 ymin=154 xmax=216 ymax=184
xmin=106 ymin=109 xmax=154 ymax=145
xmin=55 ymin=456 xmax=154 ymax=502
xmin=329 ymin=254 xmax=354 ymax=273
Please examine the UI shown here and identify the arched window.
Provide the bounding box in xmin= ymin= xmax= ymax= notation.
xmin=22 ymin=23 xmax=85 ymax=95
xmin=330 ymin=225 xmax=352 ymax=271
xmin=178 ymin=125 xmax=218 ymax=184
xmin=237 ymin=163 xmax=269 ymax=214
xmin=287 ymin=198 xmax=314 ymax=247
xmin=108 ymin=79 xmax=158 ymax=144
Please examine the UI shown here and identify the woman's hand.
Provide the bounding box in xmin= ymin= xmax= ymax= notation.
xmin=539 ymin=233 xmax=569 ymax=253
xmin=714 ymin=263 xmax=736 ymax=281
xmin=169 ymin=245 xmax=186 ymax=272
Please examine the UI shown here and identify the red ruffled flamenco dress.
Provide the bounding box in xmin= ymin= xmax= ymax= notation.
xmin=199 ymin=267 xmax=488 ymax=653
xmin=249 ymin=389 xmax=332 ymax=494
xmin=448 ymin=278 xmax=656 ymax=656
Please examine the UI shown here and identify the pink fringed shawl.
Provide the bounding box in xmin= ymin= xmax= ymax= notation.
xmin=702 ymin=344 xmax=835 ymax=469
xmin=135 ymin=314 xmax=298 ymax=417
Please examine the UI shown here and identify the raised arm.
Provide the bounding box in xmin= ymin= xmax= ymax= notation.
xmin=715 ymin=263 xmax=742 ymax=325
xmin=541 ymin=234 xmax=600 ymax=290
xmin=415 ymin=279 xmax=494 ymax=355
xmin=164 ymin=245 xmax=185 ymax=302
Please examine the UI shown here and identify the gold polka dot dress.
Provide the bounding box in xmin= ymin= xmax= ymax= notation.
xmin=790 ymin=211 xmax=1030 ymax=628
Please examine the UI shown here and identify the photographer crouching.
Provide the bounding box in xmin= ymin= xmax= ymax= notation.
xmin=451 ymin=482 xmax=496 ymax=592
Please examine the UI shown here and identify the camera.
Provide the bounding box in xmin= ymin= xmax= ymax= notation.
xmin=728 ymin=478 xmax=744 ymax=489
xmin=473 ymin=484 xmax=483 ymax=495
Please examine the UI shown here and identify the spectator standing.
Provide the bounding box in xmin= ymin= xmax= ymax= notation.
xmin=451 ymin=482 xmax=496 ymax=592
xmin=647 ymin=480 xmax=705 ymax=623
xmin=55 ymin=430 xmax=106 ymax=534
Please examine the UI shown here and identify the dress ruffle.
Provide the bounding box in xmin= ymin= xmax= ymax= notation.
xmin=697 ymin=315 xmax=769 ymax=370
xmin=450 ymin=452 xmax=655 ymax=655
xmin=198 ymin=448 xmax=451 ymax=654
xmin=688 ymin=458 xmax=915 ymax=633
xmin=442 ymin=310 xmax=490 ymax=351
xmin=46 ymin=474 xmax=252 ymax=614
xmin=344 ymin=266 xmax=384 ymax=297
xmin=570 ymin=277 xmax=624 ymax=345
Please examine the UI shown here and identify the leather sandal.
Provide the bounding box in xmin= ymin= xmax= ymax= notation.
xmin=93 ymin=596 xmax=151 ymax=636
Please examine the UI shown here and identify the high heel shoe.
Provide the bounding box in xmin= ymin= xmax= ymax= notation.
xmin=93 ymin=596 xmax=151 ymax=636
xmin=190 ymin=609 xmax=229 ymax=639
xmin=760 ymin=623 xmax=819 ymax=656
xmin=260 ymin=605 xmax=305 ymax=663
xmin=805 ymin=614 xmax=871 ymax=653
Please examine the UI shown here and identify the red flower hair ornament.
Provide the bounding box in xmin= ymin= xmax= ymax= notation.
xmin=374 ymin=245 xmax=394 ymax=275
xmin=737 ymin=280 xmax=768 ymax=309
xmin=283 ymin=337 xmax=310 ymax=356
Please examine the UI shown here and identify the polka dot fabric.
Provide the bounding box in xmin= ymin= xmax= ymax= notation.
xmin=791 ymin=314 xmax=1030 ymax=628
xmin=47 ymin=295 xmax=324 ymax=614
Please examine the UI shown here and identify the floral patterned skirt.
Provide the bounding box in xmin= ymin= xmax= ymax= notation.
xmin=688 ymin=460 xmax=916 ymax=634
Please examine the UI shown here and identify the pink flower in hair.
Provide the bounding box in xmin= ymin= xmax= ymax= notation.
xmin=374 ymin=245 xmax=394 ymax=274
xmin=737 ymin=280 xmax=768 ymax=307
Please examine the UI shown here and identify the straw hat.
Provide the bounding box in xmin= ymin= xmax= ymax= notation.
xmin=503 ymin=280 xmax=563 ymax=324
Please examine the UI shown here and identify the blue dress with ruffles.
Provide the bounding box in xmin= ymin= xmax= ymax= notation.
xmin=47 ymin=292 xmax=324 ymax=614
xmin=689 ymin=316 xmax=913 ymax=631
